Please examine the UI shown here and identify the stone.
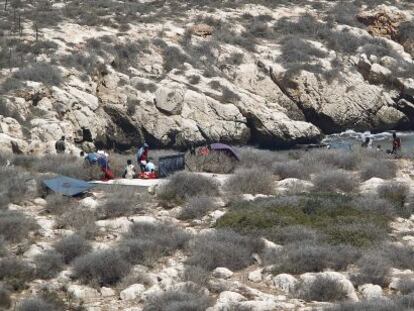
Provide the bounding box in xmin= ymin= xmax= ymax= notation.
xmin=213 ymin=267 xmax=234 ymax=279
xmin=100 ymin=287 xmax=116 ymax=297
xmin=237 ymin=300 xmax=278 ymax=311
xmin=80 ymin=197 xmax=98 ymax=209
xmin=277 ymin=178 xmax=313 ymax=193
xmin=272 ymin=274 xmax=298 ymax=294
xmin=248 ymin=269 xmax=263 ymax=283
xmin=155 ymin=86 xmax=185 ymax=115
xmin=217 ymin=291 xmax=247 ymax=304
xmin=67 ymin=285 xmax=100 ymax=302
xmin=358 ymin=284 xmax=383 ymax=300
xmin=120 ymin=284 xmax=146 ymax=301
xmin=33 ymin=198 xmax=47 ymax=207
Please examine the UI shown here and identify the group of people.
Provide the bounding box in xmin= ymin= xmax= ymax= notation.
xmin=122 ymin=143 xmax=157 ymax=179
xmin=361 ymin=132 xmax=402 ymax=155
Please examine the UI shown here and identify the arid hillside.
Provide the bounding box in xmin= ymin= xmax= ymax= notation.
xmin=0 ymin=0 xmax=413 ymax=154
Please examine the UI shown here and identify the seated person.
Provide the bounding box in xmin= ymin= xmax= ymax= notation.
xmin=145 ymin=158 xmax=156 ymax=172
xmin=123 ymin=159 xmax=136 ymax=179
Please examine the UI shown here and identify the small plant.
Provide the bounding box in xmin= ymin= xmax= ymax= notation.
xmin=158 ymin=172 xmax=219 ymax=203
xmin=178 ymin=196 xmax=217 ymax=220
xmin=143 ymin=283 xmax=213 ymax=311
xmin=273 ymin=160 xmax=308 ymax=180
xmin=120 ymin=222 xmax=190 ymax=265
xmin=72 ymin=250 xmax=131 ymax=286
xmin=378 ymin=181 xmax=409 ymax=215
xmin=17 ymin=297 xmax=55 ymax=311
xmin=34 ymin=250 xmax=64 ymax=279
xmin=97 ymin=188 xmax=140 ymax=219
xmin=0 ymin=166 xmax=31 ymax=207
xmin=296 ymin=275 xmax=349 ymax=302
xmin=183 ymin=265 xmax=210 ymax=287
xmin=187 ymin=229 xmax=262 ymax=271
xmin=0 ymin=257 xmax=35 ymax=290
xmin=45 ymin=194 xmax=75 ymax=215
xmin=12 ymin=62 xmax=62 ymax=86
xmin=0 ymin=210 xmax=39 ymax=243
xmin=270 ymin=242 xmax=360 ymax=275
xmin=312 ymin=170 xmax=359 ymax=193
xmin=352 ymin=252 xmax=392 ymax=287
xmin=360 ymin=160 xmax=397 ymax=180
xmin=53 ymin=234 xmax=92 ymax=264
xmin=57 ymin=209 xmax=97 ymax=239
xmin=225 ymin=167 xmax=275 ymax=195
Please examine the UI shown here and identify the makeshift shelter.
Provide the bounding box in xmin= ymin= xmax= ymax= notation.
xmin=43 ymin=176 xmax=94 ymax=196
xmin=158 ymin=154 xmax=185 ymax=178
xmin=210 ymin=143 xmax=240 ymax=161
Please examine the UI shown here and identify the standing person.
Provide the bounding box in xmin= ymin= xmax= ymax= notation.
xmin=136 ymin=143 xmax=149 ymax=172
xmin=55 ymin=136 xmax=66 ymax=154
xmin=392 ymin=132 xmax=401 ymax=155
xmin=123 ymin=159 xmax=136 ymax=179
xmin=361 ymin=137 xmax=372 ymax=148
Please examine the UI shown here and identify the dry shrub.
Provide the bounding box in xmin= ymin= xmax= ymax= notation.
xmin=0 ymin=210 xmax=39 ymax=243
xmin=57 ymin=208 xmax=97 ymax=239
xmin=225 ymin=167 xmax=274 ymax=195
xmin=34 ymin=250 xmax=64 ymax=279
xmin=359 ymin=159 xmax=397 ymax=180
xmin=313 ymin=170 xmax=359 ymax=193
xmin=186 ymin=152 xmax=237 ymax=174
xmin=178 ymin=196 xmax=217 ymax=220
xmin=296 ymin=275 xmax=349 ymax=302
xmin=53 ymin=234 xmax=92 ymax=264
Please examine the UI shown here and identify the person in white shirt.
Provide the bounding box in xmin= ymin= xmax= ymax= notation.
xmin=123 ymin=159 xmax=136 ymax=179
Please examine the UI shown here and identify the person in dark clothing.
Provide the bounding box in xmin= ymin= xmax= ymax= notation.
xmin=55 ymin=136 xmax=66 ymax=154
xmin=392 ymin=132 xmax=401 ymax=155
xmin=361 ymin=137 xmax=372 ymax=148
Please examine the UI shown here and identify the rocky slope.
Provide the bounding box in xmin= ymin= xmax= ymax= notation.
xmin=0 ymin=1 xmax=413 ymax=153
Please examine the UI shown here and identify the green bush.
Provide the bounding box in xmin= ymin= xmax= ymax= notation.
xmin=216 ymin=194 xmax=390 ymax=247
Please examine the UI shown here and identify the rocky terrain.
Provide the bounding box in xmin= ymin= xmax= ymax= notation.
xmin=1 ymin=148 xmax=414 ymax=310
xmin=0 ymin=0 xmax=414 ymax=153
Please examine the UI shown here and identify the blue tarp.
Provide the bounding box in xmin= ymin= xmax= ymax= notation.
xmin=43 ymin=176 xmax=94 ymax=196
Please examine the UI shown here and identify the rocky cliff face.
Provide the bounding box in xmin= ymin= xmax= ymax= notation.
xmin=0 ymin=1 xmax=413 ymax=153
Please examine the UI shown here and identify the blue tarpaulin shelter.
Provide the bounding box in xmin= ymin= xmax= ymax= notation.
xmin=43 ymin=176 xmax=94 ymax=196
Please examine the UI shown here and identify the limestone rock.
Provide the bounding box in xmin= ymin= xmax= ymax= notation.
xmin=213 ymin=267 xmax=234 ymax=279
xmin=358 ymin=284 xmax=383 ymax=300
xmin=248 ymin=269 xmax=263 ymax=283
xmin=68 ymin=285 xmax=100 ymax=302
xmin=272 ymin=274 xmax=298 ymax=294
xmin=217 ymin=291 xmax=247 ymax=304
xmin=120 ymin=284 xmax=145 ymax=301
xmin=100 ymin=287 xmax=116 ymax=297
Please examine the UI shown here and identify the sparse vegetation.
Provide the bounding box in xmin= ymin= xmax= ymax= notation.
xmin=143 ymin=283 xmax=213 ymax=311
xmin=158 ymin=172 xmax=219 ymax=203
xmin=0 ymin=210 xmax=39 ymax=243
xmin=53 ymin=234 xmax=92 ymax=264
xmin=119 ymin=222 xmax=190 ymax=265
xmin=178 ymin=196 xmax=217 ymax=220
xmin=187 ymin=229 xmax=262 ymax=271
xmin=72 ymin=250 xmax=131 ymax=286
xmin=297 ymin=275 xmax=349 ymax=302
xmin=225 ymin=167 xmax=275 ymax=195
xmin=17 ymin=297 xmax=56 ymax=311
xmin=360 ymin=159 xmax=397 ymax=180
xmin=97 ymin=188 xmax=140 ymax=219
xmin=378 ymin=181 xmax=410 ymax=216
xmin=57 ymin=208 xmax=97 ymax=239
xmin=0 ymin=257 xmax=35 ymax=290
xmin=34 ymin=250 xmax=64 ymax=279
xmin=0 ymin=287 xmax=11 ymax=309
xmin=312 ymin=170 xmax=359 ymax=193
